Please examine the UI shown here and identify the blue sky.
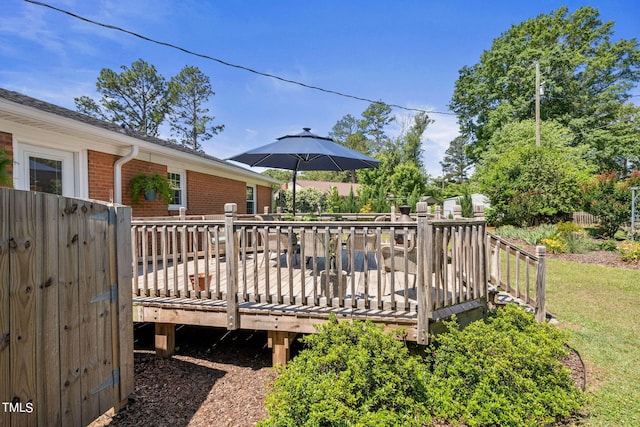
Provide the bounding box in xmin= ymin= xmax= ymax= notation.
xmin=1 ymin=0 xmax=639 ymax=176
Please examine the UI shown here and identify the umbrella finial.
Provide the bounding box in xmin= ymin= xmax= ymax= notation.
xmin=303 ymin=127 xmax=311 ymax=132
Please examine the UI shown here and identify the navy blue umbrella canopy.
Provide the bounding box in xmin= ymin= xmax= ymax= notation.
xmin=228 ymin=128 xmax=379 ymax=214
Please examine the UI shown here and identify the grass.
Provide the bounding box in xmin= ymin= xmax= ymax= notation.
xmin=545 ymin=259 xmax=640 ymax=426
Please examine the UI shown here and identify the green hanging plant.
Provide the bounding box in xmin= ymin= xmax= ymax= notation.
xmin=0 ymin=150 xmax=11 ymax=186
xmin=130 ymin=172 xmax=173 ymax=205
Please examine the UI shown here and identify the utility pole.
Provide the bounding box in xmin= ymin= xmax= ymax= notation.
xmin=535 ymin=61 xmax=541 ymax=146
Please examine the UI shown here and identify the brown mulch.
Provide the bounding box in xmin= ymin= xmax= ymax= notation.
xmin=92 ymin=244 xmax=637 ymax=427
xmin=91 ymin=326 xmax=279 ymax=427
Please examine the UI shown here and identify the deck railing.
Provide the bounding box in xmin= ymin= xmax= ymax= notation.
xmin=486 ymin=233 xmax=546 ymax=321
xmin=131 ymin=202 xmax=490 ymax=343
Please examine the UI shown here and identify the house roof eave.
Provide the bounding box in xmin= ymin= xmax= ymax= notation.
xmin=0 ymin=88 xmax=278 ymax=186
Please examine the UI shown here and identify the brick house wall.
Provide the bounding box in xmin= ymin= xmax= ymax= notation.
xmin=257 ymin=185 xmax=272 ymax=213
xmin=87 ymin=150 xmax=116 ymax=201
xmin=0 ymin=131 xmax=13 ymax=188
xmin=186 ymin=170 xmax=247 ymax=215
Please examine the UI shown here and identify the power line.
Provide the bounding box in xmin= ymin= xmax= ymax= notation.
xmin=24 ymin=0 xmax=457 ymax=116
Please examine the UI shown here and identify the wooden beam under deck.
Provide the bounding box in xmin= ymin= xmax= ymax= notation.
xmin=133 ymin=297 xmax=421 ymax=339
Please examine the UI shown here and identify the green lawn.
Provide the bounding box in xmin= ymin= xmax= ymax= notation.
xmin=545 ymin=259 xmax=640 ymax=426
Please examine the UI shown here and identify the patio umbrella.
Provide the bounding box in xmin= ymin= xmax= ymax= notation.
xmin=228 ymin=128 xmax=379 ymax=214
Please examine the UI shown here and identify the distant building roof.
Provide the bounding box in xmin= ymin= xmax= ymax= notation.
xmin=283 ymin=180 xmax=361 ymax=197
xmin=420 ymin=195 xmax=439 ymax=204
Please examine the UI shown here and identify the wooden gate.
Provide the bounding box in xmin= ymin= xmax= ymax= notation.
xmin=0 ymin=188 xmax=133 ymax=427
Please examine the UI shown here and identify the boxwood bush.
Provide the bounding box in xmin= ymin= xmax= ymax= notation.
xmin=426 ymin=304 xmax=584 ymax=426
xmin=258 ymin=315 xmax=432 ymax=426
xmin=260 ymin=305 xmax=584 ymax=427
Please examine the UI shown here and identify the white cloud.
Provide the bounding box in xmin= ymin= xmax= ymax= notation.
xmin=422 ymin=113 xmax=460 ymax=176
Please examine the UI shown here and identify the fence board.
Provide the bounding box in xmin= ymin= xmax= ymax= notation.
xmin=94 ymin=205 xmax=113 ymax=416
xmin=58 ymin=196 xmax=82 ymax=427
xmin=115 ymin=206 xmax=134 ymax=405
xmin=36 ymin=193 xmax=61 ymax=426
xmin=0 ymin=188 xmax=10 ymax=427
xmin=9 ymin=190 xmax=38 ymax=427
xmin=78 ymin=200 xmax=100 ymax=425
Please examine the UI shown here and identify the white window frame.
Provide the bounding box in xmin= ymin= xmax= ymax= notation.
xmin=246 ymin=185 xmax=256 ymax=214
xmin=14 ymin=142 xmax=83 ymax=197
xmin=167 ymin=169 xmax=186 ymax=211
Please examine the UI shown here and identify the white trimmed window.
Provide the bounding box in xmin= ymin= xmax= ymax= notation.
xmin=167 ymin=170 xmax=186 ymax=210
xmin=15 ymin=143 xmax=81 ymax=197
xmin=246 ymin=185 xmax=256 ymax=214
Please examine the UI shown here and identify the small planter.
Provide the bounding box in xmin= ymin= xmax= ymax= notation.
xmin=144 ymin=189 xmax=157 ymax=201
xmin=189 ymin=273 xmax=212 ymax=291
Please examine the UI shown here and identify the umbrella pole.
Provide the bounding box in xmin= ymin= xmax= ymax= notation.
xmin=292 ymin=169 xmax=297 ymax=216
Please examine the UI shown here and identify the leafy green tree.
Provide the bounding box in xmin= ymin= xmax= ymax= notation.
xmin=589 ymin=103 xmax=640 ymax=174
xmin=75 ymin=59 xmax=170 ymax=136
xmin=276 ymin=187 xmax=328 ymax=214
xmin=398 ymin=111 xmax=432 ymax=170
xmin=450 ymin=6 xmax=640 ymax=168
xmin=458 ymin=184 xmax=474 ymax=218
xmin=329 ymin=113 xmax=369 ymax=154
xmin=326 ymin=186 xmax=342 ymax=213
xmin=343 ymin=186 xmax=357 ymax=213
xmin=262 ymin=169 xmax=292 ymax=183
xmin=359 ymin=102 xmax=394 ymax=155
xmin=476 ymin=120 xmax=592 ymax=226
xmin=582 ymin=170 xmax=640 ymax=238
xmin=168 ymin=66 xmax=224 ymax=151
xmin=389 ymin=163 xmax=426 ymax=202
xmin=440 ymin=135 xmax=473 ymax=184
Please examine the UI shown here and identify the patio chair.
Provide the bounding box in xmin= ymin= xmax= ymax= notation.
xmin=202 ymin=215 xmax=226 ymax=258
xmin=380 ymin=235 xmax=417 ymax=294
xmin=346 ymin=232 xmax=378 ymax=270
xmin=255 ymin=215 xmax=295 ymax=267
xmin=346 ymin=231 xmax=379 ymax=294
xmin=300 ymin=230 xmax=338 ymax=273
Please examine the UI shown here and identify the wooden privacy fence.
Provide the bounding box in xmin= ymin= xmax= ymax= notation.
xmin=486 ymin=233 xmax=546 ymax=321
xmin=0 ymin=188 xmax=133 ymax=427
xmin=572 ymin=211 xmax=599 ymax=227
xmin=132 ymin=202 xmax=490 ymax=344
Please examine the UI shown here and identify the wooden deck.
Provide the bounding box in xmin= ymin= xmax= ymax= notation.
xmin=131 ymin=203 xmax=546 ymax=364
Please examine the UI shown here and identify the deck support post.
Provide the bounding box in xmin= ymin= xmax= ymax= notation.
xmin=416 ymin=202 xmax=430 ymax=344
xmin=268 ymin=330 xmax=296 ymax=366
xmin=535 ymin=246 xmax=546 ymax=322
xmin=225 ymin=203 xmax=239 ymax=330
xmin=154 ymin=322 xmax=175 ymax=358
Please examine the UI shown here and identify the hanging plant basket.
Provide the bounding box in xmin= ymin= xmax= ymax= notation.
xmin=130 ymin=172 xmax=173 ymax=205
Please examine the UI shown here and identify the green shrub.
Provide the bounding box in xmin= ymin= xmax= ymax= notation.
xmin=562 ymin=232 xmax=597 ymax=254
xmin=494 ymin=224 xmax=557 ymax=245
xmin=619 ymin=240 xmax=640 ymax=262
xmin=426 ymin=304 xmax=584 ymax=427
xmin=598 ymin=239 xmax=619 ymax=252
xmin=556 ymin=221 xmax=583 ymax=237
xmin=259 ymin=315 xmax=431 ymax=426
xmin=523 ymin=224 xmax=558 ymax=245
